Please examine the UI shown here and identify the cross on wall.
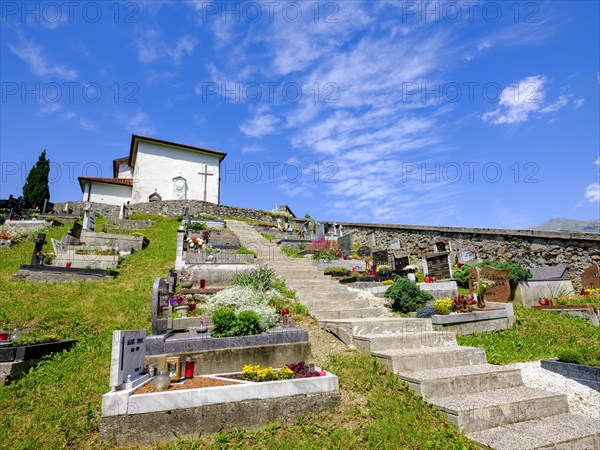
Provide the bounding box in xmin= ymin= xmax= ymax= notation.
xmin=198 ymin=164 xmax=215 ymax=202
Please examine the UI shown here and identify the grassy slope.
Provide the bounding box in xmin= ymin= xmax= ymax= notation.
xmin=458 ymin=304 xmax=600 ymax=366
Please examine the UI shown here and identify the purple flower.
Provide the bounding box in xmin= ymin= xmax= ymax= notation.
xmin=171 ymin=297 xmax=178 ymax=306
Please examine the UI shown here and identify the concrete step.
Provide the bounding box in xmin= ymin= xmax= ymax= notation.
xmin=466 ymin=413 xmax=600 ymax=450
xmin=353 ymin=331 xmax=457 ymax=352
xmin=431 ymin=386 xmax=569 ymax=433
xmin=300 ymin=299 xmax=371 ymax=311
xmin=319 ymin=317 xmax=433 ymax=345
xmin=312 ymin=307 xmax=386 ymax=321
xmin=398 ymin=364 xmax=524 ymax=398
xmin=373 ymin=346 xmax=487 ymax=373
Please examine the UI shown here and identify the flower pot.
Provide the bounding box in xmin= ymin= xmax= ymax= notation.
xmin=180 ymin=281 xmax=193 ymax=289
xmin=162 ymin=305 xmax=171 ymax=318
xmin=407 ymin=273 xmax=416 ymax=282
xmin=174 ymin=305 xmax=189 ymax=318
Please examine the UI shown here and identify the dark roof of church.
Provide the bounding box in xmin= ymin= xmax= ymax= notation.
xmin=128 ymin=134 xmax=227 ymax=168
xmin=78 ymin=176 xmax=133 ymax=192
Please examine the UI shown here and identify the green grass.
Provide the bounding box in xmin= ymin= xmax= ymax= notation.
xmin=260 ymin=232 xmax=275 ymax=242
xmin=235 ymin=245 xmax=257 ymax=257
xmin=281 ymin=248 xmax=304 ymax=258
xmin=457 ymin=304 xmax=600 ymax=366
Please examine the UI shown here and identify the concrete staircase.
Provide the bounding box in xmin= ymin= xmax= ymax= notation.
xmin=227 ymin=221 xmax=600 ymax=450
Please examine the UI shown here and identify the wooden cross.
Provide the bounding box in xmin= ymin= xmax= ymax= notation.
xmin=198 ymin=164 xmax=214 ymax=202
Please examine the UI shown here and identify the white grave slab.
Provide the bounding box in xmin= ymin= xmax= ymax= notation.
xmin=83 ymin=209 xmax=96 ymax=231
xmin=110 ymin=330 xmax=148 ymax=391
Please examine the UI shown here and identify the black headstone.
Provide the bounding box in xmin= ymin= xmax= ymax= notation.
xmin=357 ymin=246 xmax=372 ymax=258
xmin=338 ymin=234 xmax=352 ymax=257
xmin=424 ymin=252 xmax=452 ymax=280
xmin=30 ymin=233 xmax=47 ymax=265
xmin=372 ymin=250 xmax=389 ymax=266
xmin=67 ymin=221 xmax=82 ymax=240
xmin=393 ymin=256 xmax=410 ymax=275
xmin=152 ymin=277 xmax=169 ymax=335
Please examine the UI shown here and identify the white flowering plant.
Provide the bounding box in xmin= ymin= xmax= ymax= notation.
xmin=403 ymin=264 xmax=419 ymax=273
xmin=207 ymin=286 xmax=277 ymax=331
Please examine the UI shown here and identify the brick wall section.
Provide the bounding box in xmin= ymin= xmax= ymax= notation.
xmin=325 ymin=221 xmax=600 ymax=291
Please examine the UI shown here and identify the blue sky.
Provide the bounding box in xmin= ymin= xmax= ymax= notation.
xmin=1 ymin=0 xmax=599 ymax=228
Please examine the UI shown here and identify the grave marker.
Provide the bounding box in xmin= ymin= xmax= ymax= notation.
xmin=152 ymin=277 xmax=169 ymax=335
xmin=357 ymin=245 xmax=372 ymax=258
xmin=315 ymin=222 xmax=325 ymax=239
xmin=67 ymin=221 xmax=82 ymax=240
xmin=30 ymin=233 xmax=47 ymax=265
xmin=83 ymin=209 xmax=96 ymax=231
xmin=338 ymin=234 xmax=352 ymax=257
xmin=582 ymin=264 xmax=600 ymax=290
xmin=422 ymin=252 xmax=452 ymax=280
xmin=109 ymin=329 xmax=148 ymax=391
xmin=457 ymin=245 xmax=478 ymax=264
xmin=42 ymin=199 xmax=54 ymax=214
xmin=393 ymin=256 xmax=410 ymax=275
xmin=372 ymin=250 xmax=389 ymax=267
xmin=468 ymin=266 xmax=511 ymax=302
xmin=389 ymin=239 xmax=401 ymax=250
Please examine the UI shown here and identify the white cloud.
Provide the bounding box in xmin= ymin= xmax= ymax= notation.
xmin=482 ymin=76 xmax=571 ymax=125
xmin=594 ymin=157 xmax=600 ymax=166
xmin=584 ymin=183 xmax=600 ymax=203
xmin=134 ymin=31 xmax=198 ymax=65
xmin=241 ymin=144 xmax=264 ymax=153
xmin=8 ymin=34 xmax=78 ymax=80
xmin=573 ymin=98 xmax=585 ymax=109
xmin=239 ymin=107 xmax=280 ymax=138
xmin=117 ymin=109 xmax=156 ymax=135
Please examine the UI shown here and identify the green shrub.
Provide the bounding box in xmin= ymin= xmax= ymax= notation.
xmin=189 ymin=221 xmax=207 ymax=231
xmin=230 ymin=310 xmax=262 ymax=337
xmin=384 ymin=278 xmax=434 ymax=313
xmin=282 ymin=248 xmax=304 ymax=258
xmin=324 ymin=267 xmax=349 ymax=274
xmin=212 ymin=307 xmax=237 ymax=337
xmin=433 ymin=298 xmax=452 ymax=315
xmin=453 ymin=260 xmax=532 ymax=289
xmin=557 ymin=349 xmax=583 ymax=365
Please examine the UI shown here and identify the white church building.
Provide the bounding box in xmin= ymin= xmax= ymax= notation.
xmin=78 ymin=134 xmax=227 ymax=206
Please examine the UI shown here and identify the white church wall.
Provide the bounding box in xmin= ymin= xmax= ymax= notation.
xmin=84 ymin=182 xmax=132 ymax=206
xmin=130 ymin=141 xmax=220 ymax=204
xmin=117 ymin=162 xmax=132 ymax=179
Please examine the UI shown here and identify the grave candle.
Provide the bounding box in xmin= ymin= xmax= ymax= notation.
xmin=199 ymin=279 xmax=206 ymax=288
xmin=185 ymin=358 xmax=194 ymax=379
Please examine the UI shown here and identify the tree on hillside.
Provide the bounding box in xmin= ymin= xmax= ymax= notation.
xmin=23 ymin=149 xmax=51 ymax=208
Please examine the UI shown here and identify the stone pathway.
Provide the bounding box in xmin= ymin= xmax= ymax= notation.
xmin=227 ymin=221 xmax=600 ymax=450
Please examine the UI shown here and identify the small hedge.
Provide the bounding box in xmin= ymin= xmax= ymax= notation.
xmin=211 ymin=308 xmax=262 ymax=338
xmin=384 ymin=278 xmax=434 ymax=313
xmin=453 ymin=260 xmax=532 ymax=289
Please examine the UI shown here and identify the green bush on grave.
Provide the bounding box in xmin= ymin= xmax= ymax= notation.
xmin=384 ymin=278 xmax=434 ymax=313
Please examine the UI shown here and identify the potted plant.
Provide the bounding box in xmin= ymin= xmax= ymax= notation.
xmin=179 ymin=268 xmax=193 ymax=289
xmin=403 ymin=264 xmax=419 ymax=282
xmin=171 ymin=294 xmax=189 ymax=317
xmin=376 ymin=263 xmax=391 ymax=277
xmin=474 ymin=278 xmax=495 ymax=308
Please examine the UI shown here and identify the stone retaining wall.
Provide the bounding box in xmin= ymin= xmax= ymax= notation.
xmin=54 ymin=200 xmax=278 ymax=224
xmin=326 ymin=221 xmax=600 ymax=291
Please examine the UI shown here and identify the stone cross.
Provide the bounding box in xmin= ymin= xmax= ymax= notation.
xmin=30 ymin=233 xmax=47 ymax=265
xmin=198 ymin=164 xmax=214 ymax=202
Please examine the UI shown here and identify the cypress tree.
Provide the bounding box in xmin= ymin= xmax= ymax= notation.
xmin=22 ymin=149 xmax=51 ymax=208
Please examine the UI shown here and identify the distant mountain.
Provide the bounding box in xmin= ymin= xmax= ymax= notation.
xmin=531 ymin=218 xmax=600 ymax=233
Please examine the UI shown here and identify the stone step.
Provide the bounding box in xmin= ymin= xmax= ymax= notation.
xmin=398 ymin=364 xmax=524 ymax=398
xmin=431 ymin=386 xmax=569 ymax=433
xmin=466 ymin=413 xmax=600 ymax=450
xmin=373 ymin=346 xmax=487 ymax=373
xmin=312 ymin=307 xmax=386 ymax=321
xmin=353 ymin=331 xmax=457 ymax=353
xmin=300 ymin=299 xmax=371 ymax=311
xmin=319 ymin=317 xmax=433 ymax=345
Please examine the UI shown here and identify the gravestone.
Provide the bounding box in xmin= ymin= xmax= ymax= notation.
xmin=83 ymin=209 xmax=96 ymax=231
xmin=468 ymin=266 xmax=511 ymax=302
xmin=315 ymin=223 xmax=325 ymax=239
xmin=338 ymin=234 xmax=352 ymax=258
xmin=582 ymin=264 xmax=600 ymax=290
xmin=30 ymin=234 xmax=47 ymax=265
xmin=529 ymin=265 xmax=568 ymax=281
xmin=422 ymin=252 xmax=452 ymax=280
xmin=357 ymin=245 xmax=372 ymax=258
xmin=366 ymin=231 xmax=376 ymax=247
xmin=42 ymin=199 xmax=54 ymax=214
xmin=338 ymin=224 xmax=344 ymax=236
xmin=63 ymin=203 xmax=72 ymax=214
xmin=152 ymin=277 xmax=169 ymax=335
xmin=149 ymin=190 xmax=162 ymax=202
xmin=393 ymin=256 xmax=410 ymax=275
xmin=372 ymin=250 xmax=389 ymax=267
xmin=182 ymin=207 xmax=190 ymax=227
xmin=109 ymin=329 xmax=148 ymax=391
xmin=67 ymin=221 xmax=82 ymax=240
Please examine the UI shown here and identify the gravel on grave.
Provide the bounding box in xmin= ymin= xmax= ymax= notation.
xmin=507 ymin=360 xmax=600 ymax=420
xmin=134 ymin=376 xmax=239 ymax=394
